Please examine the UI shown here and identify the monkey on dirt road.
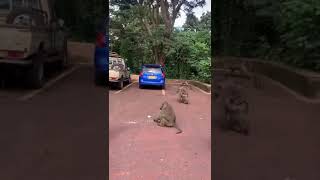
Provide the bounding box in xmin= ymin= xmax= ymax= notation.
xmin=213 ymin=78 xmax=250 ymax=136
xmin=223 ymin=93 xmax=250 ymax=136
xmin=153 ymin=101 xmax=183 ymax=134
xmin=177 ymin=86 xmax=189 ymax=104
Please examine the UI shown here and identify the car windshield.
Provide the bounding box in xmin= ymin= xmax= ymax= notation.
xmin=143 ymin=67 xmax=162 ymax=74
xmin=0 ymin=0 xmax=9 ymax=10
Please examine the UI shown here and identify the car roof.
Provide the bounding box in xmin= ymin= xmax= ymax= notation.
xmin=143 ymin=64 xmax=162 ymax=68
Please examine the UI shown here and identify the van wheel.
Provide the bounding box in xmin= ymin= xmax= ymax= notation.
xmin=58 ymin=39 xmax=69 ymax=70
xmin=27 ymin=55 xmax=45 ymax=89
xmin=118 ymin=79 xmax=124 ymax=89
xmin=126 ymin=77 xmax=131 ymax=84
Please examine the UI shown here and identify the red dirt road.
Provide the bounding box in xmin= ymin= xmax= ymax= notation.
xmin=213 ymin=79 xmax=320 ymax=180
xmin=109 ymin=83 xmax=211 ymax=180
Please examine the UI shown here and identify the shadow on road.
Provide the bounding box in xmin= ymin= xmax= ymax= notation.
xmin=109 ymin=125 xmax=131 ymax=140
xmin=0 ymin=64 xmax=71 ymax=90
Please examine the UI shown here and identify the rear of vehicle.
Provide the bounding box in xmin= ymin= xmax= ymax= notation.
xmin=0 ymin=0 xmax=37 ymax=62
xmin=109 ymin=56 xmax=131 ymax=89
xmin=94 ymin=17 xmax=108 ymax=85
xmin=0 ymin=26 xmax=32 ymax=61
xmin=0 ymin=0 xmax=49 ymax=88
xmin=139 ymin=64 xmax=165 ymax=89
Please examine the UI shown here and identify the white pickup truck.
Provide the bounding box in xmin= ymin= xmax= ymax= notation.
xmin=109 ymin=53 xmax=131 ymax=89
xmin=0 ymin=0 xmax=68 ymax=88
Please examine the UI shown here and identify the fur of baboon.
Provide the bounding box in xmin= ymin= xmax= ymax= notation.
xmin=177 ymin=86 xmax=189 ymax=104
xmin=213 ymin=79 xmax=250 ymax=135
xmin=179 ymin=81 xmax=192 ymax=90
xmin=223 ymin=94 xmax=249 ymax=135
xmin=153 ymin=101 xmax=183 ymax=134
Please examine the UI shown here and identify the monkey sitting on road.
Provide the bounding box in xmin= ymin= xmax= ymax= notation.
xmin=215 ymin=79 xmax=250 ymax=135
xmin=223 ymin=94 xmax=249 ymax=136
xmin=153 ymin=101 xmax=183 ymax=134
xmin=177 ymin=86 xmax=189 ymax=104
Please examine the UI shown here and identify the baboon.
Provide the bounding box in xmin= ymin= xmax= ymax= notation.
xmin=214 ymin=78 xmax=250 ymax=135
xmin=223 ymin=93 xmax=250 ymax=135
xmin=177 ymin=86 xmax=189 ymax=104
xmin=153 ymin=101 xmax=183 ymax=134
xmin=179 ymin=81 xmax=192 ymax=90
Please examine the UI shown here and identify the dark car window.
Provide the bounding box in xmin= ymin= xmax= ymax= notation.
xmin=0 ymin=0 xmax=9 ymax=9
xmin=143 ymin=67 xmax=162 ymax=74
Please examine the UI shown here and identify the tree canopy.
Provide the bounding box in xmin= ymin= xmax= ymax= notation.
xmin=54 ymin=0 xmax=106 ymax=42
xmin=213 ymin=0 xmax=320 ymax=71
xmin=110 ymin=0 xmax=211 ymax=83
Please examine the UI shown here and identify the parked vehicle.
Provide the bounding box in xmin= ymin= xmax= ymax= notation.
xmin=109 ymin=52 xmax=131 ymax=89
xmin=0 ymin=0 xmax=69 ymax=88
xmin=94 ymin=17 xmax=108 ymax=85
xmin=139 ymin=64 xmax=165 ymax=89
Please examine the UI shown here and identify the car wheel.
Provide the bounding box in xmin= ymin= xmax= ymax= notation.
xmin=118 ymin=79 xmax=124 ymax=89
xmin=27 ymin=54 xmax=45 ymax=89
xmin=58 ymin=39 xmax=69 ymax=70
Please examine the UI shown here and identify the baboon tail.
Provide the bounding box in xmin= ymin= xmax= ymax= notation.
xmin=175 ymin=126 xmax=183 ymax=134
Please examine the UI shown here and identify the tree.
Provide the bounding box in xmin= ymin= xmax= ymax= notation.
xmin=183 ymin=12 xmax=199 ymax=31
xmin=54 ymin=0 xmax=105 ymax=42
xmin=198 ymin=11 xmax=211 ymax=31
xmin=111 ymin=0 xmax=206 ymax=65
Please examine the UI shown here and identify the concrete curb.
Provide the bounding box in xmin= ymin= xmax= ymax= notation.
xmin=130 ymin=74 xmax=211 ymax=93
xmin=215 ymin=56 xmax=320 ymax=99
xmin=213 ymin=67 xmax=320 ymax=104
xmin=187 ymin=80 xmax=211 ymax=93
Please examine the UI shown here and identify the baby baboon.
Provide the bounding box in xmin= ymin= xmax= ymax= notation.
xmin=223 ymin=95 xmax=249 ymax=135
xmin=153 ymin=101 xmax=183 ymax=134
xmin=177 ymin=86 xmax=189 ymax=104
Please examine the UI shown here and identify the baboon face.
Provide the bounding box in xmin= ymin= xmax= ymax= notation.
xmin=180 ymin=88 xmax=187 ymax=95
xmin=160 ymin=101 xmax=168 ymax=110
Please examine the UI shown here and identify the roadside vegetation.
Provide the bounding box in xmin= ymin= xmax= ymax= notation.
xmin=110 ymin=0 xmax=211 ymax=84
xmin=213 ymin=0 xmax=320 ymax=72
xmin=54 ymin=0 xmax=105 ymax=42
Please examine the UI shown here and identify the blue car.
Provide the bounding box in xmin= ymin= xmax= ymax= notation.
xmin=94 ymin=18 xmax=108 ymax=85
xmin=139 ymin=64 xmax=166 ymax=89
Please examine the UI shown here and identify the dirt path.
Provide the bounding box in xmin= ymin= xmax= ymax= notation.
xmin=109 ymin=83 xmax=211 ymax=179
xmin=0 ymin=66 xmax=106 ymax=180
xmin=213 ymin=82 xmax=320 ymax=180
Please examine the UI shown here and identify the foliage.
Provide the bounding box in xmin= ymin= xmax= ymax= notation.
xmin=110 ymin=3 xmax=211 ymax=83
xmin=214 ymin=0 xmax=320 ymax=71
xmin=54 ymin=0 xmax=106 ymax=42
xmin=277 ymin=0 xmax=320 ymax=70
xmin=166 ymin=30 xmax=211 ymax=83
